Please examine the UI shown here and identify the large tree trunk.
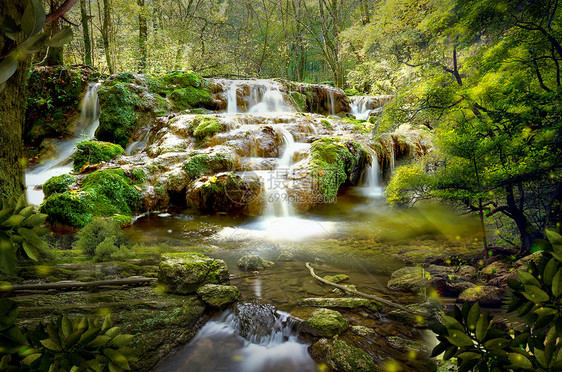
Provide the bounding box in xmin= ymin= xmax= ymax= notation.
xmin=0 ymin=0 xmax=29 ymax=202
xmin=43 ymin=0 xmax=64 ymax=65
xmin=81 ymin=0 xmax=92 ymax=65
xmin=101 ymin=0 xmax=114 ymax=73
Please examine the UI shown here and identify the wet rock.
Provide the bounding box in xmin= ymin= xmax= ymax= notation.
xmin=158 ymin=252 xmax=229 ymax=294
xmin=386 ymin=336 xmax=428 ymax=354
xmin=235 ymin=301 xmax=276 ymax=339
xmin=197 ymin=284 xmax=240 ymax=308
xmin=238 ymin=255 xmax=273 ymax=271
xmin=515 ymin=251 xmax=542 ymax=270
xmin=457 ymin=285 xmax=505 ymax=308
xmin=302 ymin=308 xmax=348 ymax=337
xmin=351 ymin=325 xmax=375 ymax=336
xmin=185 ymin=172 xmax=263 ymax=215
xmin=481 ymin=261 xmax=510 ymax=277
xmin=386 ymin=299 xmax=443 ymax=326
xmin=488 ymin=270 xmax=518 ymax=288
xmin=425 ymin=265 xmax=477 ymax=296
xmin=309 ymin=338 xmax=377 ymax=372
xmin=323 ymin=274 xmax=349 ymax=283
xmin=387 ymin=266 xmax=431 ymax=293
xmin=297 ymin=297 xmax=380 ymax=311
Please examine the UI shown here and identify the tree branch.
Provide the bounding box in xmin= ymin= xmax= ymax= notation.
xmin=46 ymin=0 xmax=79 ymax=23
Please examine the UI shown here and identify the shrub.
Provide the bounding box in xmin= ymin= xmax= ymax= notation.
xmin=74 ymin=218 xmax=129 ymax=257
xmin=73 ymin=140 xmax=125 ymax=171
xmin=40 ymin=192 xmax=92 ymax=228
xmin=431 ymin=229 xmax=562 ymax=371
xmin=42 ymin=174 xmax=76 ymax=197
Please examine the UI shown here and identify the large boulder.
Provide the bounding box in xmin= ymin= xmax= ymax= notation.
xmin=457 ymin=285 xmax=505 ymax=308
xmin=235 ymin=301 xmax=277 ymax=340
xmin=197 ymin=284 xmax=240 ymax=308
xmin=387 ymin=266 xmax=431 ymax=294
xmin=158 ymin=253 xmax=229 ymax=294
xmin=302 ymin=308 xmax=348 ymax=337
xmin=309 ymin=338 xmax=377 ymax=372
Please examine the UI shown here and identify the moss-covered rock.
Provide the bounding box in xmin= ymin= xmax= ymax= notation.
xmin=42 ymin=174 xmax=76 ymax=197
xmin=386 ymin=336 xmax=428 ymax=354
xmin=158 ymin=252 xmax=230 ymax=294
xmin=96 ymin=81 xmax=141 ymax=148
xmin=196 ymin=284 xmax=240 ymax=308
xmin=40 ymin=169 xmax=141 ymax=228
xmin=323 ymin=274 xmax=349 ymax=283
xmin=25 ymin=66 xmax=94 ymax=146
xmin=297 ymin=297 xmax=380 ymax=312
xmin=169 ymin=87 xmax=213 ymax=111
xmin=238 ymin=255 xmax=273 ymax=271
xmin=309 ymin=137 xmax=369 ymax=201
xmin=386 ymin=266 xmax=431 ymax=293
xmin=73 ymin=140 xmax=125 ymax=171
xmin=302 ymin=308 xmax=348 ymax=337
xmin=185 ymin=172 xmax=262 ymax=214
xmin=188 ymin=115 xmax=225 ymax=142
xmin=309 ymin=338 xmax=377 ymax=372
xmin=182 ymin=152 xmax=234 ymax=180
xmin=457 ymin=285 xmax=505 ymax=308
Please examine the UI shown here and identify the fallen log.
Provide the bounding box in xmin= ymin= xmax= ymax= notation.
xmin=305 ymin=262 xmax=424 ymax=315
xmin=0 ymin=276 xmax=157 ymax=293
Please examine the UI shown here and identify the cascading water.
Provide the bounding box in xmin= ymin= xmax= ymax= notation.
xmin=153 ymin=305 xmax=316 ymax=372
xmin=25 ymin=83 xmax=101 ymax=205
xmin=350 ymin=96 xmax=372 ymax=120
xmin=227 ymin=81 xmax=239 ymax=114
xmin=328 ymin=89 xmax=336 ymax=116
xmin=361 ymin=154 xmax=383 ymax=198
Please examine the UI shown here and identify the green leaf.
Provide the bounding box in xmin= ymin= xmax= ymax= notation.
xmin=467 ymin=302 xmax=480 ymax=331
xmin=446 ymin=330 xmax=474 ymax=347
xmin=0 ymin=233 xmax=16 ymax=275
xmin=21 ymin=0 xmax=46 ymax=37
xmin=543 ymin=258 xmax=558 ymax=286
xmin=1 ymin=214 xmax=25 ymax=227
xmin=88 ymin=335 xmax=110 ymax=347
xmin=518 ymin=270 xmax=541 ymax=287
xmin=0 ymin=54 xmax=17 ymax=85
xmin=108 ymin=362 xmax=123 ymax=372
xmin=78 ymin=327 xmax=100 ymax=345
xmin=533 ymin=307 xmax=557 ymax=317
xmin=0 ymin=16 xmax=20 ymax=40
xmin=546 ymin=229 xmax=562 ymax=245
xmin=475 ymin=314 xmax=488 ymax=342
xmin=509 ymin=352 xmax=533 ymax=369
xmin=46 ymin=26 xmax=73 ymax=47
xmin=22 ymin=213 xmax=47 ymax=228
xmin=522 ymin=284 xmax=550 ymax=303
xmin=18 ymin=206 xmax=34 ymax=218
xmin=22 ymin=242 xmax=39 ymax=261
xmin=18 ymin=227 xmax=43 ymax=249
xmin=65 ymin=329 xmax=84 ymax=347
xmin=442 ymin=315 xmax=464 ymax=331
xmin=40 ymin=338 xmax=62 ymax=351
xmin=19 ymin=32 xmax=49 ymax=53
xmin=102 ymin=314 xmax=112 ymax=332
xmin=430 ymin=341 xmax=448 ymax=357
xmin=22 ymin=353 xmax=41 ymax=366
xmin=109 ymin=334 xmax=133 ymax=348
xmin=458 ymin=351 xmax=481 ymax=360
xmin=552 ymin=269 xmax=561 ymax=297
xmin=534 ymin=348 xmax=547 ymax=368
xmin=103 ymin=349 xmax=130 ymax=370
xmin=484 ymin=338 xmax=509 ymax=351
xmin=61 ymin=316 xmax=72 ymax=338
xmin=105 ymin=326 xmax=120 ymax=338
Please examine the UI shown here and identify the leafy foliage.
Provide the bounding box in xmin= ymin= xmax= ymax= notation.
xmin=0 ymin=195 xmax=48 ymax=274
xmin=431 ymin=229 xmax=562 ymax=371
xmin=73 ymin=218 xmax=129 ymax=257
xmin=73 ymin=141 xmax=125 ymax=172
xmin=0 ymin=299 xmax=137 ymax=372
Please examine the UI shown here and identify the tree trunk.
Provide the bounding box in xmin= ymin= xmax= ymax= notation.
xmin=0 ymin=0 xmax=29 ymax=202
xmin=80 ymin=0 xmax=92 ymax=65
xmin=505 ymin=185 xmax=543 ymax=254
xmin=43 ymin=0 xmax=64 ymax=65
xmin=137 ymin=0 xmax=147 ymax=72
xmin=102 ymin=0 xmax=114 ymax=73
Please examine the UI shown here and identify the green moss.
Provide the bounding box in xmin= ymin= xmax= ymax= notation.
xmin=188 ymin=115 xmax=224 ymax=142
xmin=304 ymin=308 xmax=348 ymax=337
xmin=108 ymin=214 xmax=133 ymax=227
xmin=238 ymin=255 xmax=273 ymax=271
xmin=329 ymin=340 xmax=377 ymax=372
xmin=73 ymin=140 xmax=125 ymax=171
xmin=169 ymin=87 xmax=213 ymax=111
xmin=182 ymin=152 xmax=233 ymax=179
xmin=131 ymin=169 xmax=147 ymax=184
xmin=323 ymin=274 xmax=349 ymax=283
xmin=115 ymin=72 xmax=135 ymax=83
xmin=96 ymin=82 xmax=141 ymax=148
xmin=290 ymin=91 xmax=307 ymax=112
xmin=309 ymin=137 xmax=368 ymax=201
xmin=160 ymin=71 xmax=203 ymax=89
xmin=196 ymin=284 xmax=241 ymax=308
xmin=43 ymin=174 xmax=76 ymax=197
xmin=344 ymin=88 xmax=361 ymax=96
xmin=40 ymin=191 xmax=92 ymax=227
xmin=81 ymin=169 xmax=141 ymax=217
xmin=320 ymin=119 xmax=332 ymax=129
xmin=159 ymin=253 xmax=229 ymax=294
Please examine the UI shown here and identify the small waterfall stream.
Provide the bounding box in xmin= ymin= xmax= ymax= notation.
xmin=361 ymin=154 xmax=383 ymax=198
xmin=224 ymin=80 xmax=293 ymax=114
xmin=25 ymin=83 xmax=101 ymax=205
xmin=154 ymin=304 xmax=316 ymax=372
xmin=227 ymin=81 xmax=239 ymax=114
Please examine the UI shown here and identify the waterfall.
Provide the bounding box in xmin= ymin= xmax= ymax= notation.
xmin=248 ymin=82 xmax=291 ymax=114
xmin=125 ymin=129 xmax=151 ymax=155
xmin=350 ymin=96 xmax=374 ymax=120
xmin=227 ymin=81 xmax=238 ymax=114
xmin=25 ymin=83 xmax=101 ymax=205
xmin=390 ymin=146 xmax=395 ymax=174
xmin=361 ymin=154 xmax=383 ymax=198
xmin=328 ymin=90 xmax=336 ymax=116
xmin=153 ymin=305 xmax=316 ymax=372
